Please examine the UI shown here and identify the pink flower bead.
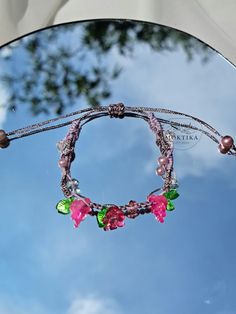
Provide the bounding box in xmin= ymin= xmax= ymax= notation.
xmin=148 ymin=194 xmax=168 ymax=206
xmin=103 ymin=206 xmax=125 ymax=231
xmin=147 ymin=194 xmax=168 ymax=223
xmin=70 ymin=198 xmax=91 ymax=228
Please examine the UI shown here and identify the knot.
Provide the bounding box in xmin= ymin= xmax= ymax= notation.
xmin=108 ymin=103 xmax=125 ymax=118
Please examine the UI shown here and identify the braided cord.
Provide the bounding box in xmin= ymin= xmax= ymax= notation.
xmin=5 ymin=104 xmax=235 ymax=156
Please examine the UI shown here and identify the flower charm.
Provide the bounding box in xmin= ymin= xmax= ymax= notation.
xmin=147 ymin=194 xmax=168 ymax=223
xmin=101 ymin=206 xmax=125 ymax=231
xmin=70 ymin=198 xmax=91 ymax=228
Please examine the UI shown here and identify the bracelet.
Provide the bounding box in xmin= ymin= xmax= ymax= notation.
xmin=56 ymin=104 xmax=179 ymax=230
xmin=54 ymin=103 xmax=234 ymax=231
xmin=1 ymin=103 xmax=235 ymax=231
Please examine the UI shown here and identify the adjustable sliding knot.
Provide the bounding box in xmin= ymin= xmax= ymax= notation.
xmin=108 ymin=103 xmax=125 ymax=118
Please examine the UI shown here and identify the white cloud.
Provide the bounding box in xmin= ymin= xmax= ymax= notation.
xmin=78 ymin=117 xmax=146 ymax=164
xmin=203 ymin=280 xmax=228 ymax=311
xmin=0 ymin=292 xmax=121 ymax=314
xmin=67 ymin=295 xmax=121 ymax=314
xmin=0 ymin=46 xmax=12 ymax=58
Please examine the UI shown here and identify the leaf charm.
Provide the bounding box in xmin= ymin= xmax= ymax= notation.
xmin=166 ymin=200 xmax=175 ymax=211
xmin=163 ymin=189 xmax=179 ymax=200
xmin=56 ymin=197 xmax=74 ymax=214
xmin=97 ymin=206 xmax=108 ymax=228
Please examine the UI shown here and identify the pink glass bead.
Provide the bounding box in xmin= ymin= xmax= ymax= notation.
xmin=70 ymin=198 xmax=91 ymax=228
xmin=156 ymin=166 xmax=165 ymax=176
xmin=147 ymin=194 xmax=168 ymax=223
xmin=58 ymin=158 xmax=68 ymax=168
xmin=103 ymin=206 xmax=125 ymax=231
xmin=158 ymin=156 xmax=168 ymax=166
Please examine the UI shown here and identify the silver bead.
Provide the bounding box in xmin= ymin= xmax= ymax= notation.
xmin=66 ymin=181 xmax=73 ymax=189
xmin=56 ymin=141 xmax=65 ymax=152
xmin=171 ymin=178 xmax=179 ymax=189
xmin=164 ymin=130 xmax=174 ymax=144
xmin=71 ymin=178 xmax=79 ymax=187
xmin=75 ymin=188 xmax=81 ymax=194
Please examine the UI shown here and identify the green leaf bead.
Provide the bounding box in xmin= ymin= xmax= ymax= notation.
xmin=97 ymin=206 xmax=108 ymax=228
xmin=56 ymin=197 xmax=74 ymax=215
xmin=166 ymin=200 xmax=175 ymax=211
xmin=163 ymin=189 xmax=179 ymax=200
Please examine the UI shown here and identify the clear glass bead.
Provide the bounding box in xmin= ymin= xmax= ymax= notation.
xmin=71 ymin=178 xmax=79 ymax=187
xmin=75 ymin=188 xmax=81 ymax=194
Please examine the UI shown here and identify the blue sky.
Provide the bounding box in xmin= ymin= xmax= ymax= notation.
xmin=0 ymin=22 xmax=236 ymax=314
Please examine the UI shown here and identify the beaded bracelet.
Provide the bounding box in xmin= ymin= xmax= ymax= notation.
xmin=56 ymin=104 xmax=178 ymax=230
xmin=54 ymin=103 xmax=235 ymax=231
xmin=1 ymin=103 xmax=235 ymax=231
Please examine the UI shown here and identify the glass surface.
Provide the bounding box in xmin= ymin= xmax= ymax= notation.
xmin=0 ymin=20 xmax=236 ymax=314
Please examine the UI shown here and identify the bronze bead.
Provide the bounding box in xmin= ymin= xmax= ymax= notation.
xmin=156 ymin=166 xmax=165 ymax=176
xmin=0 ymin=129 xmax=7 ymax=140
xmin=0 ymin=130 xmax=10 ymax=149
xmin=218 ymin=143 xmax=229 ymax=154
xmin=158 ymin=156 xmax=168 ymax=166
xmin=221 ymin=135 xmax=234 ymax=150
